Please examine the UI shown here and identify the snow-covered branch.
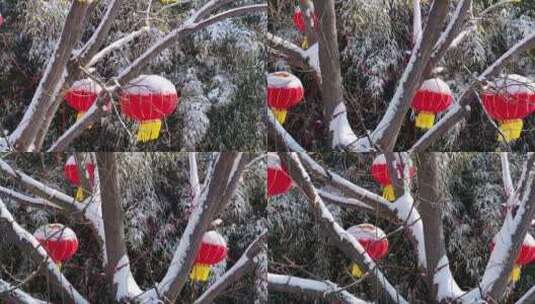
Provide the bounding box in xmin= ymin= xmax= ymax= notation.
xmin=189 ymin=153 xmax=201 ymax=200
xmin=501 ymin=153 xmax=515 ymax=197
xmin=415 ymin=153 xmax=464 ymax=302
xmin=279 ymin=153 xmax=409 ymax=304
xmin=412 ymin=0 xmax=422 ymax=44
xmin=0 ymin=185 xmax=61 ymax=211
xmin=472 ymin=153 xmax=535 ymax=300
xmin=0 ymin=279 xmax=47 ymax=304
xmin=8 ymin=1 xmax=92 ymax=151
xmin=195 ymin=231 xmax=267 ymax=304
xmin=0 ymin=198 xmax=89 ymax=304
xmin=369 ymin=0 xmax=450 ymax=150
xmin=516 ymin=285 xmax=535 ymax=304
xmin=268 ymin=273 xmax=371 ymax=304
xmin=136 ymin=153 xmax=247 ymax=303
xmin=0 ymin=159 xmax=79 ymax=210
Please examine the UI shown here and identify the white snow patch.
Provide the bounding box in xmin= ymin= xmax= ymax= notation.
xmin=434 ymin=255 xmax=464 ymax=301
xmin=330 ymin=103 xmax=360 ymax=150
xmin=113 ymin=255 xmax=143 ymax=301
xmin=123 ymin=75 xmax=177 ymax=95
xmin=267 ymin=72 xmax=303 ymax=89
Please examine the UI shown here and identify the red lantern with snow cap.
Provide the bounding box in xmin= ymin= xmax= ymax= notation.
xmin=267 ymin=153 xmax=293 ymax=197
xmin=490 ymin=233 xmax=535 ymax=283
xmin=120 ymin=75 xmax=179 ymax=143
xmin=292 ymin=3 xmax=319 ymax=48
xmin=347 ymin=224 xmax=389 ymax=278
xmin=481 ymin=74 xmax=535 ymax=142
xmin=64 ymin=155 xmax=95 ymax=202
xmin=267 ymin=72 xmax=304 ymax=124
xmin=371 ymin=154 xmax=415 ymax=202
xmin=33 ymin=223 xmax=79 ymax=266
xmin=411 ymin=78 xmax=453 ymax=129
xmin=190 ymin=231 xmax=228 ymax=282
xmin=64 ymin=79 xmax=102 ymax=121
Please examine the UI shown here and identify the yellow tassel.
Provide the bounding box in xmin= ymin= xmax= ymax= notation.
xmin=272 ymin=109 xmax=288 ymax=125
xmin=301 ymin=37 xmax=309 ymax=49
xmin=498 ymin=119 xmax=523 ymax=142
xmin=137 ymin=120 xmax=162 ymax=143
xmin=415 ymin=111 xmax=436 ymax=129
xmin=75 ymin=187 xmax=85 ymax=202
xmin=160 ymin=0 xmax=178 ymax=4
xmin=57 ymin=263 xmax=62 ymax=271
xmin=351 ymin=264 xmax=364 ymax=278
xmin=76 ymin=112 xmax=85 ymax=121
xmin=383 ymin=184 xmax=395 ymax=202
xmin=510 ymin=265 xmax=521 ymax=283
xmin=190 ymin=264 xmax=211 ymax=282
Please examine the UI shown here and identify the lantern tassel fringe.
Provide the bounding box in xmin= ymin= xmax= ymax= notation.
xmin=76 ymin=112 xmax=85 ymax=121
xmin=75 ymin=187 xmax=85 ymax=202
xmin=415 ymin=111 xmax=436 ymax=129
xmin=510 ymin=265 xmax=521 ymax=283
xmin=272 ymin=109 xmax=288 ymax=125
xmin=137 ymin=120 xmax=162 ymax=143
xmin=190 ymin=264 xmax=211 ymax=282
xmin=498 ymin=119 xmax=523 ymax=142
xmin=301 ymin=37 xmax=309 ymax=49
xmin=351 ymin=264 xmax=364 ymax=278
xmin=383 ymin=185 xmax=395 ymax=202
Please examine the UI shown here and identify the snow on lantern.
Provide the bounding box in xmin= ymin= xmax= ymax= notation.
xmin=267 ymin=153 xmax=293 ymax=197
xmin=64 ymin=79 xmax=102 ymax=121
xmin=120 ymin=75 xmax=179 ymax=143
xmin=347 ymin=223 xmax=389 ymax=278
xmin=410 ymin=78 xmax=453 ymax=129
xmin=371 ymin=154 xmax=415 ymax=202
xmin=190 ymin=231 xmax=228 ymax=282
xmin=267 ymin=72 xmax=304 ymax=124
xmin=481 ymin=74 xmax=535 ymax=142
xmin=64 ymin=155 xmax=95 ymax=202
xmin=33 ymin=223 xmax=79 ymax=267
xmin=490 ymin=233 xmax=535 ymax=283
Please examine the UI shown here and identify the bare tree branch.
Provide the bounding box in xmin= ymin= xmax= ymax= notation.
xmin=516 ymin=285 xmax=535 ymax=304
xmin=0 ymin=279 xmax=48 ymax=304
xmin=8 ymin=1 xmax=92 ymax=151
xmin=0 ymin=186 xmax=61 ymax=211
xmin=268 ymin=273 xmax=371 ymax=304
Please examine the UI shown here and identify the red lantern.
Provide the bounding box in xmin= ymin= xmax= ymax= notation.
xmin=0 ymin=14 xmax=4 ymax=28
xmin=64 ymin=79 xmax=102 ymax=121
xmin=190 ymin=231 xmax=228 ymax=282
xmin=120 ymin=75 xmax=179 ymax=143
xmin=267 ymin=153 xmax=293 ymax=197
xmin=347 ymin=223 xmax=389 ymax=278
xmin=33 ymin=223 xmax=79 ymax=265
xmin=490 ymin=233 xmax=535 ymax=283
xmin=481 ymin=74 xmax=535 ymax=142
xmin=267 ymin=72 xmax=304 ymax=124
xmin=64 ymin=155 xmax=95 ymax=202
xmin=292 ymin=5 xmax=319 ymax=33
xmin=410 ymin=78 xmax=453 ymax=129
xmin=371 ymin=154 xmax=415 ymax=202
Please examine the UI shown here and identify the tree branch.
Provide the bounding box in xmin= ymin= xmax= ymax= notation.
xmin=268 ymin=273 xmax=371 ymax=304
xmin=8 ymin=1 xmax=92 ymax=151
xmin=0 ymin=279 xmax=48 ymax=304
